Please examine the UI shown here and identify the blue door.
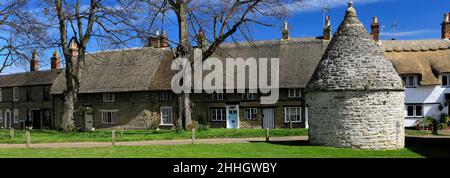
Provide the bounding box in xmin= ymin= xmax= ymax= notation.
xmin=227 ymin=107 xmax=239 ymax=129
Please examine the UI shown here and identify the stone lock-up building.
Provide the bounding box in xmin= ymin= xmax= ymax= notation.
xmin=305 ymin=3 xmax=406 ymax=149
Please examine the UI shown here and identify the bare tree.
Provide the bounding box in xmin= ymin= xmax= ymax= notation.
xmin=39 ymin=0 xmax=145 ymax=131
xmin=139 ymin=0 xmax=288 ymax=130
xmin=0 ymin=0 xmax=47 ymax=74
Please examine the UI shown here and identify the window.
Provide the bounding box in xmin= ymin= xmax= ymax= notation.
xmin=442 ymin=74 xmax=449 ymax=87
xmin=101 ymin=111 xmax=117 ymax=124
xmin=26 ymin=87 xmax=32 ymax=101
xmin=245 ymin=108 xmax=258 ymax=119
xmin=159 ymin=91 xmax=172 ymax=101
xmin=13 ymin=109 xmax=19 ymax=123
xmin=401 ymin=75 xmax=416 ymax=88
xmin=210 ymin=108 xmax=226 ymax=121
xmin=103 ymin=93 xmax=115 ymax=103
xmin=13 ymin=87 xmax=18 ymax=101
xmin=288 ymin=88 xmax=301 ymax=98
xmin=243 ymin=90 xmax=257 ymax=100
xmin=160 ymin=107 xmax=173 ymax=125
xmin=284 ymin=107 xmax=301 ymax=123
xmin=406 ymin=105 xmax=423 ymax=117
xmin=0 ymin=110 xmax=3 ymax=124
xmin=211 ymin=93 xmax=224 ymax=100
xmin=0 ymin=88 xmax=2 ymax=102
xmin=43 ymin=86 xmax=50 ymax=101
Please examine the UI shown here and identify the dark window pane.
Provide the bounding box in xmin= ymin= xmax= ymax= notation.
xmin=415 ymin=105 xmax=422 ymax=116
xmin=407 ymin=105 xmax=414 ymax=116
xmin=443 ymin=76 xmax=448 ymax=86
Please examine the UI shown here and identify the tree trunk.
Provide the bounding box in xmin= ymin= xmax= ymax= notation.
xmin=61 ymin=89 xmax=75 ymax=131
xmin=184 ymin=93 xmax=192 ymax=126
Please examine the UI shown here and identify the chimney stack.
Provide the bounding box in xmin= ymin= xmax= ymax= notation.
xmin=69 ymin=37 xmax=79 ymax=57
xmin=197 ymin=29 xmax=207 ymax=48
xmin=51 ymin=51 xmax=61 ymax=70
xmin=160 ymin=31 xmax=169 ymax=48
xmin=323 ymin=16 xmax=332 ymax=40
xmin=442 ymin=13 xmax=450 ymax=39
xmin=371 ymin=16 xmax=380 ymax=42
xmin=282 ymin=21 xmax=289 ymax=40
xmin=30 ymin=51 xmax=39 ymax=72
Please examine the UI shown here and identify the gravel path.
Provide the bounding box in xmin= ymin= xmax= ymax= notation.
xmin=0 ymin=136 xmax=308 ymax=149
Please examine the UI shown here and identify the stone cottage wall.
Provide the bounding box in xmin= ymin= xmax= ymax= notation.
xmin=306 ymin=90 xmax=405 ymax=150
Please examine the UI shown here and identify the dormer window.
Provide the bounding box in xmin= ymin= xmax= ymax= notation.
xmin=288 ymin=88 xmax=301 ymax=99
xmin=442 ymin=74 xmax=449 ymax=87
xmin=401 ymin=75 xmax=417 ymax=88
xmin=103 ymin=92 xmax=115 ymax=103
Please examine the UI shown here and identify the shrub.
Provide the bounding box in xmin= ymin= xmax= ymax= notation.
xmin=418 ymin=117 xmax=434 ymax=130
xmin=439 ymin=114 xmax=450 ymax=129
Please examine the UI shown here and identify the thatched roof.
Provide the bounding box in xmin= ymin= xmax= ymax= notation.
xmin=51 ymin=48 xmax=173 ymax=94
xmin=383 ymin=40 xmax=450 ymax=85
xmin=0 ymin=69 xmax=62 ymax=88
xmin=307 ymin=3 xmax=404 ymax=92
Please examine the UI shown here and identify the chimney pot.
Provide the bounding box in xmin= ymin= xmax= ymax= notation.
xmin=442 ymin=13 xmax=450 ymax=39
xmin=30 ymin=51 xmax=39 ymax=72
xmin=51 ymin=51 xmax=61 ymax=70
xmin=371 ymin=16 xmax=380 ymax=42
xmin=282 ymin=21 xmax=289 ymax=40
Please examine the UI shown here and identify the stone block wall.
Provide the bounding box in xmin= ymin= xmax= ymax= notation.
xmin=306 ymin=90 xmax=405 ymax=150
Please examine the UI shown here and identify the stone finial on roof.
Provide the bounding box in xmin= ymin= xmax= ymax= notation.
xmin=345 ymin=1 xmax=357 ymax=17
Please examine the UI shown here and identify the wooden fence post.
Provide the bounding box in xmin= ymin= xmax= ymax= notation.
xmin=9 ymin=127 xmax=14 ymax=139
xmin=265 ymin=128 xmax=270 ymax=142
xmin=26 ymin=131 xmax=30 ymax=148
xmin=112 ymin=130 xmax=116 ymax=146
xmin=192 ymin=128 xmax=196 ymax=144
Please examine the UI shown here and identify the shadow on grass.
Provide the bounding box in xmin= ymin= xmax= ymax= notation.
xmin=405 ymin=137 xmax=450 ymax=158
xmin=249 ymin=140 xmax=310 ymax=146
xmin=252 ymin=138 xmax=450 ymax=158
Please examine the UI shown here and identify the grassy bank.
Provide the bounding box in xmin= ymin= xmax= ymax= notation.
xmin=0 ymin=128 xmax=307 ymax=144
xmin=0 ymin=142 xmax=422 ymax=158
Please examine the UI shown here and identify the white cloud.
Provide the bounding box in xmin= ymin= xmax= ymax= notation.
xmin=284 ymin=0 xmax=387 ymax=13
xmin=380 ymin=29 xmax=439 ymax=37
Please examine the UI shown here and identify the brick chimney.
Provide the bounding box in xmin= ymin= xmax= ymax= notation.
xmin=197 ymin=29 xmax=207 ymax=48
xmin=160 ymin=31 xmax=169 ymax=48
xmin=371 ymin=16 xmax=380 ymax=42
xmin=442 ymin=13 xmax=450 ymax=39
xmin=282 ymin=21 xmax=289 ymax=40
xmin=323 ymin=16 xmax=332 ymax=40
xmin=51 ymin=51 xmax=61 ymax=70
xmin=30 ymin=51 xmax=39 ymax=72
xmin=69 ymin=37 xmax=79 ymax=57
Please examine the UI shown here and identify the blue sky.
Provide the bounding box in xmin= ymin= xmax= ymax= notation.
xmin=3 ymin=0 xmax=450 ymax=74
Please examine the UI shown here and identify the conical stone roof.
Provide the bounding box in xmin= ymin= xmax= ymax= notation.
xmin=306 ymin=2 xmax=404 ymax=91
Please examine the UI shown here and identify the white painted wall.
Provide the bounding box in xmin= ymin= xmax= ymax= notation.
xmin=403 ymin=84 xmax=450 ymax=127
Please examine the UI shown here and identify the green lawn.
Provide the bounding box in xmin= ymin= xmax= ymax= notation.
xmin=0 ymin=142 xmax=423 ymax=158
xmin=0 ymin=128 xmax=307 ymax=144
xmin=405 ymin=129 xmax=450 ymax=136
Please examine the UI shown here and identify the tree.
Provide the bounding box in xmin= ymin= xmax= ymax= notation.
xmin=0 ymin=0 xmax=47 ymax=74
xmin=39 ymin=0 xmax=144 ymax=131
xmin=140 ymin=0 xmax=288 ymax=130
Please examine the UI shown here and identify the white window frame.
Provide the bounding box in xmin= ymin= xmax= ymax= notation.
xmin=406 ymin=105 xmax=423 ymax=118
xmin=103 ymin=92 xmax=115 ymax=103
xmin=442 ymin=74 xmax=450 ymax=87
xmin=245 ymin=108 xmax=258 ymax=119
xmin=288 ymin=88 xmax=301 ymax=98
xmin=284 ymin=107 xmax=302 ymax=123
xmin=13 ymin=87 xmax=19 ymax=101
xmin=101 ymin=110 xmax=118 ymax=124
xmin=13 ymin=109 xmax=19 ymax=123
xmin=402 ymin=75 xmax=417 ymax=88
xmin=211 ymin=93 xmax=224 ymax=100
xmin=211 ymin=108 xmax=226 ymax=121
xmin=160 ymin=106 xmax=173 ymax=125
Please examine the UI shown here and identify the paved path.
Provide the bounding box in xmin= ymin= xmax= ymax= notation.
xmin=0 ymin=136 xmax=308 ymax=149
